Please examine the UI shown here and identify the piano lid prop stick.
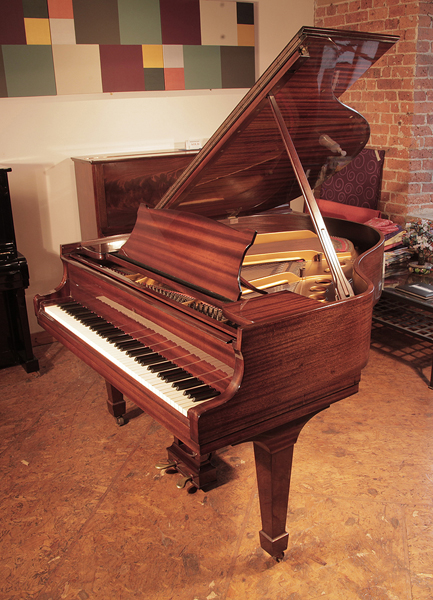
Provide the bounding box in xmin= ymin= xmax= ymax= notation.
xmin=267 ymin=93 xmax=354 ymax=301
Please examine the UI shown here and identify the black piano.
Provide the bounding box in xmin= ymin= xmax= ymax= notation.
xmin=35 ymin=27 xmax=398 ymax=560
xmin=1 ymin=167 xmax=39 ymax=373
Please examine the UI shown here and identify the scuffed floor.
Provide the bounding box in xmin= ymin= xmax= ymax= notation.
xmin=1 ymin=325 xmax=432 ymax=600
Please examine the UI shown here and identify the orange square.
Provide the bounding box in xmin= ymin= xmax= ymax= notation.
xmin=47 ymin=0 xmax=74 ymax=19
xmin=237 ymin=24 xmax=254 ymax=47
xmin=164 ymin=68 xmax=185 ymax=90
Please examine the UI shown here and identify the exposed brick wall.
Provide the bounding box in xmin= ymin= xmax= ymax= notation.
xmin=315 ymin=0 xmax=433 ymax=225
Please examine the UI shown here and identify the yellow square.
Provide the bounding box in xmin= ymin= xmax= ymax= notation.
xmin=142 ymin=45 xmax=164 ymax=68
xmin=25 ymin=18 xmax=52 ymax=45
xmin=237 ymin=24 xmax=254 ymax=47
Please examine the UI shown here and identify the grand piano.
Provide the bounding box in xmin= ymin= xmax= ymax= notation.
xmin=35 ymin=27 xmax=398 ymax=560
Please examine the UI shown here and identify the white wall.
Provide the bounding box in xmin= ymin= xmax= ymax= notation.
xmin=0 ymin=0 xmax=313 ymax=334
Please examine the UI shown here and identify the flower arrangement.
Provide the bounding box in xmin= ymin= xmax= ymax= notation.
xmin=402 ymin=219 xmax=433 ymax=265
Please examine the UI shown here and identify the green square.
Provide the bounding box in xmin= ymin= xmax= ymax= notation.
xmin=118 ymin=0 xmax=162 ymax=44
xmin=144 ymin=68 xmax=165 ymax=91
xmin=22 ymin=0 xmax=49 ymax=18
xmin=2 ymin=45 xmax=56 ymax=97
xmin=183 ymin=45 xmax=221 ymax=90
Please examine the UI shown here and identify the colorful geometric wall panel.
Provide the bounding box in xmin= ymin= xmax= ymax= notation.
xmin=0 ymin=0 xmax=256 ymax=97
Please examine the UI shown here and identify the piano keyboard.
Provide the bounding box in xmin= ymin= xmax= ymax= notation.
xmin=44 ymin=302 xmax=223 ymax=417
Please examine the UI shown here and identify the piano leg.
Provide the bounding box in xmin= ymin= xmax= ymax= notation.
xmin=167 ymin=438 xmax=217 ymax=489
xmin=105 ymin=381 xmax=127 ymax=426
xmin=252 ymin=412 xmax=322 ymax=560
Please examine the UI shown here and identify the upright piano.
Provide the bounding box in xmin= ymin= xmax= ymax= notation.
xmin=0 ymin=167 xmax=39 ymax=373
xmin=35 ymin=27 xmax=398 ymax=559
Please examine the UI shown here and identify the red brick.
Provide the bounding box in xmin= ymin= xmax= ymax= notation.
xmin=402 ymin=54 xmax=417 ymax=67
xmin=398 ymin=41 xmax=417 ymax=54
xmin=409 ymin=159 xmax=424 ymax=171
xmin=411 ymin=149 xmax=433 ymax=159
xmin=415 ymin=78 xmax=433 ymax=90
xmin=419 ymin=2 xmax=433 ymax=14
xmin=320 ymin=15 xmax=346 ymax=27
xmin=377 ymin=78 xmax=403 ymax=90
xmin=392 ymin=66 xmax=415 ymax=78
xmin=385 ymin=158 xmax=411 ymax=171
xmin=369 ymin=7 xmax=388 ymax=20
xmin=416 ymin=40 xmax=431 ymax=53
xmin=380 ymin=113 xmax=394 ymax=125
xmin=345 ymin=10 xmax=369 ymax=23
xmin=406 ymin=193 xmax=433 ymax=204
xmin=386 ymin=203 xmax=411 ymax=215
xmin=384 ymin=18 xmax=400 ymax=30
xmin=413 ymin=114 xmax=427 ymax=125
xmin=417 ymin=53 xmax=433 ymax=65
xmin=415 ymin=101 xmax=433 ymax=113
xmin=348 ymin=0 xmax=361 ymax=10
xmin=405 ymin=171 xmax=432 ymax=183
xmin=420 ymin=135 xmax=433 ymax=147
xmin=397 ymin=91 xmax=414 ymax=102
xmin=402 ymin=28 xmax=417 ymax=42
xmin=414 ymin=91 xmax=426 ymax=102
xmin=387 ymin=54 xmax=404 ymax=67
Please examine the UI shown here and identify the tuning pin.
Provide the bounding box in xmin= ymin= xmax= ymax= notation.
xmin=155 ymin=460 xmax=177 ymax=471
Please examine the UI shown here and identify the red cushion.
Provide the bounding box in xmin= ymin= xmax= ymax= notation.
xmin=316 ymin=199 xmax=381 ymax=223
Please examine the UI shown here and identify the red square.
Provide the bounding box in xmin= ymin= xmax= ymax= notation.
xmin=47 ymin=0 xmax=74 ymax=19
xmin=100 ymin=45 xmax=145 ymax=93
xmin=164 ymin=68 xmax=185 ymax=91
xmin=160 ymin=0 xmax=201 ymax=45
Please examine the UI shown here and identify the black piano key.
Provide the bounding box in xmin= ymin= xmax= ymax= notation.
xmin=91 ymin=323 xmax=117 ymax=333
xmin=90 ymin=325 xmax=113 ymax=334
xmin=115 ymin=340 xmax=143 ymax=351
xmin=135 ymin=354 xmax=166 ymax=366
xmin=85 ymin=316 xmax=106 ymax=324
xmin=173 ymin=377 xmax=204 ymax=391
xmin=80 ymin=316 xmax=104 ymax=325
xmin=65 ymin=307 xmax=92 ymax=316
xmin=184 ymin=385 xmax=217 ymax=400
xmin=190 ymin=389 xmax=220 ymax=402
xmin=147 ymin=361 xmax=177 ymax=373
xmin=159 ymin=369 xmax=191 ymax=382
xmin=105 ymin=330 xmax=130 ymax=341
xmin=113 ymin=335 xmax=134 ymax=347
xmin=126 ymin=347 xmax=154 ymax=357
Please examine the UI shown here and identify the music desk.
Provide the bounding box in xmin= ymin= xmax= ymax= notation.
xmin=373 ymin=271 xmax=433 ymax=388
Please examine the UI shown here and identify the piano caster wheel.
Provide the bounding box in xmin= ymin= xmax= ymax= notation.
xmin=176 ymin=475 xmax=193 ymax=489
xmin=116 ymin=416 xmax=126 ymax=426
xmin=274 ymin=552 xmax=284 ymax=563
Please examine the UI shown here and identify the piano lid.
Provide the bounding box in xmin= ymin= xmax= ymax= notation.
xmin=155 ymin=26 xmax=398 ymax=221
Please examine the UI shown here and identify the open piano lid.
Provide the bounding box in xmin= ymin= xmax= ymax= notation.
xmin=118 ymin=27 xmax=398 ymax=303
xmin=155 ymin=26 xmax=398 ymax=220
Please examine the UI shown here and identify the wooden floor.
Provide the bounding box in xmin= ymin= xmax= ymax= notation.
xmin=1 ymin=325 xmax=433 ymax=600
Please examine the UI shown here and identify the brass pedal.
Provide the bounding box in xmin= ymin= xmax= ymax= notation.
xmin=176 ymin=475 xmax=193 ymax=489
xmin=155 ymin=460 xmax=177 ymax=471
